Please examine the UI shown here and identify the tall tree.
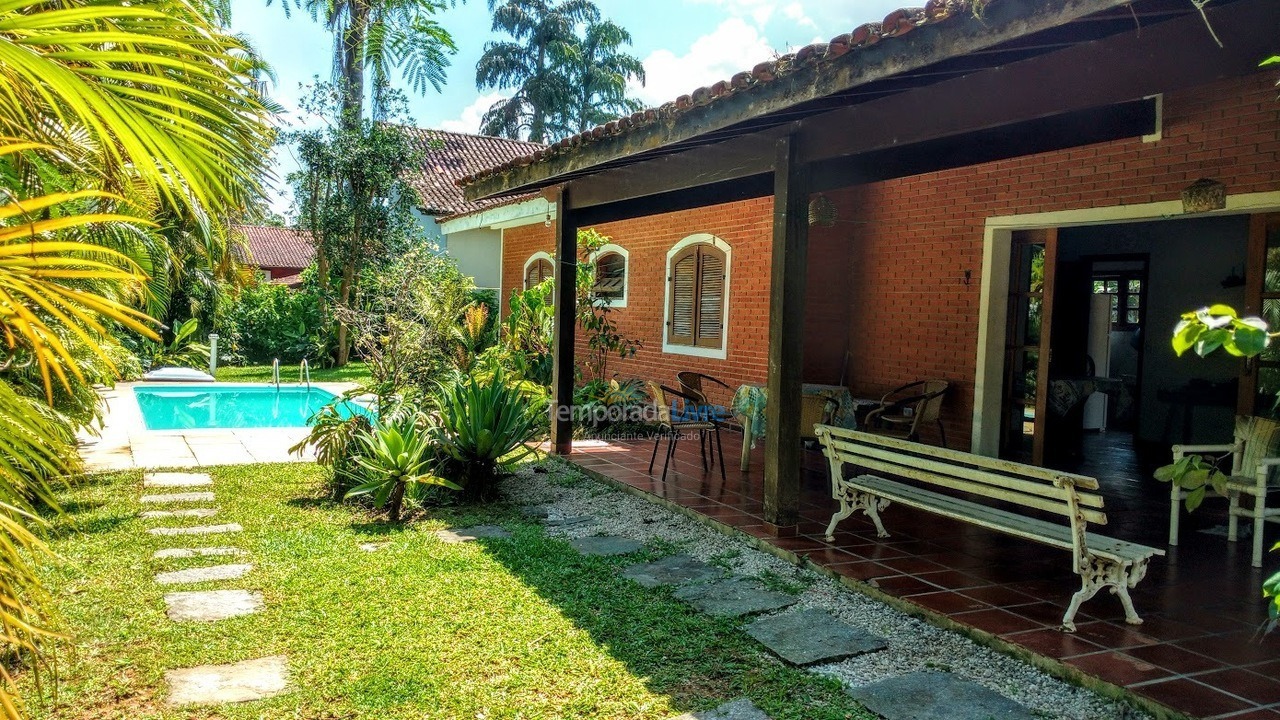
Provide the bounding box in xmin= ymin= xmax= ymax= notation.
xmin=290 ymin=84 xmax=429 ymax=366
xmin=566 ymin=19 xmax=645 ymax=133
xmin=287 ymin=0 xmax=459 ymax=123
xmin=476 ymin=0 xmax=599 ymax=142
xmin=0 ymin=0 xmax=274 ymax=715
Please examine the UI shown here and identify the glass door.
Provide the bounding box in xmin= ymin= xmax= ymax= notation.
xmin=1244 ymin=214 xmax=1280 ymax=417
xmin=1001 ymin=228 xmax=1058 ymax=464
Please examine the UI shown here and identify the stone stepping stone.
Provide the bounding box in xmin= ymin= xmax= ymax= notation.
xmin=570 ymin=536 xmax=643 ymax=556
xmin=744 ymin=608 xmax=886 ymax=666
xmin=673 ymin=577 xmax=798 ymax=617
xmin=847 ymin=671 xmax=1035 ymax=720
xmin=545 ymin=515 xmax=594 ymax=527
xmin=154 ymin=547 xmax=246 ymax=560
xmin=155 ymin=563 xmax=252 ymax=585
xmin=149 ymin=523 xmax=242 ymax=537
xmin=359 ymin=542 xmax=389 ymax=552
xmin=165 ymin=655 xmax=289 ymax=705
xmin=520 ymin=504 xmax=550 ymax=519
xmin=435 ymin=526 xmax=512 ymax=544
xmin=622 ymin=555 xmax=721 ymax=588
xmin=141 ymin=491 xmax=215 ymax=504
xmin=140 ymin=508 xmax=217 ymax=519
xmin=164 ymin=589 xmax=263 ymax=622
xmin=144 ymin=472 xmax=212 ymax=488
xmin=669 ymin=698 xmax=771 ymax=720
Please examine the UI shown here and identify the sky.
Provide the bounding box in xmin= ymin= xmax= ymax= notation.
xmin=228 ymin=0 xmax=909 ymax=216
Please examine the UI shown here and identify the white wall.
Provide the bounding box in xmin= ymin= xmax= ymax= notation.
xmin=441 ymin=226 xmax=502 ymax=290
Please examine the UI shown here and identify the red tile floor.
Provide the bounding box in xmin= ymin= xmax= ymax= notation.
xmin=566 ymin=429 xmax=1280 ymax=720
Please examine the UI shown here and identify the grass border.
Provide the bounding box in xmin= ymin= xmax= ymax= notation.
xmin=560 ymin=455 xmax=1190 ymax=720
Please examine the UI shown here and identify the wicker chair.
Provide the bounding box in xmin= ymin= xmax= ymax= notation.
xmin=675 ymin=372 xmax=731 ymax=420
xmin=648 ymin=382 xmax=726 ymax=482
xmin=801 ymin=394 xmax=836 ymax=441
xmin=863 ymin=380 xmax=950 ymax=448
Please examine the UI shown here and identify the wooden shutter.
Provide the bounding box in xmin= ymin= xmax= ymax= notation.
xmin=593 ymin=252 xmax=626 ymax=300
xmin=668 ymin=249 xmax=697 ymax=345
xmin=695 ymin=249 xmax=725 ymax=348
xmin=525 ymin=258 xmax=552 ymax=289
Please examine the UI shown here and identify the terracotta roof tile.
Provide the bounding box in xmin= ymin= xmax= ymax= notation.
xmin=234 ymin=225 xmax=316 ymax=270
xmin=396 ymin=127 xmax=544 ymax=216
xmin=457 ymin=2 xmax=984 ymax=190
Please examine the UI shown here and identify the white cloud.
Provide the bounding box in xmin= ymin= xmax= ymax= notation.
xmin=630 ymin=17 xmax=774 ymax=108
xmin=441 ymin=91 xmax=509 ymax=135
xmin=782 ymin=2 xmax=817 ymax=30
xmin=687 ymin=0 xmax=776 ymax=28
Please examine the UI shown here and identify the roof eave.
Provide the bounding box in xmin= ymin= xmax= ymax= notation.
xmin=462 ymin=0 xmax=1134 ymax=202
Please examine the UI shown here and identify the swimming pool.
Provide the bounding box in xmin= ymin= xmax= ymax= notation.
xmin=134 ymin=384 xmax=369 ymax=430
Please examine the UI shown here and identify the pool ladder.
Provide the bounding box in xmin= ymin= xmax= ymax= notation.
xmin=271 ymin=358 xmax=280 ymax=389
xmin=300 ymin=359 xmax=311 ymax=389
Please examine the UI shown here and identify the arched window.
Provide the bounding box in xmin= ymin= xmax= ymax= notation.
xmin=523 ymin=252 xmax=553 ymax=289
xmin=664 ymin=234 xmax=731 ymax=358
xmin=591 ymin=244 xmax=628 ymax=307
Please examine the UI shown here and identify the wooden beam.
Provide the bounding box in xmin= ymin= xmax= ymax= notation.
xmin=466 ymin=0 xmax=1135 ymax=202
xmin=763 ymin=135 xmax=809 ymax=529
xmin=550 ymin=185 xmax=576 ymax=455
xmin=793 ymin=0 xmax=1274 ymax=165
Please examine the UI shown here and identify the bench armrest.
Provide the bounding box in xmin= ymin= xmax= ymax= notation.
xmin=1172 ymin=443 xmax=1237 ymax=460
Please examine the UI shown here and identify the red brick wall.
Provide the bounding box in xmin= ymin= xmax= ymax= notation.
xmin=831 ymin=71 xmax=1280 ymax=450
xmin=498 ymin=71 xmax=1280 ymax=447
xmin=500 ymin=198 xmax=776 ymax=408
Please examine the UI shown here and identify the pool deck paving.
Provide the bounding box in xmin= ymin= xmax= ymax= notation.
xmin=78 ymin=381 xmax=358 ymax=471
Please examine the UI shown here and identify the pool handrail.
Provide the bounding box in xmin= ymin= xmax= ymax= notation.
xmin=300 ymin=358 xmax=310 ymax=390
xmin=272 ymin=358 xmax=280 ymax=389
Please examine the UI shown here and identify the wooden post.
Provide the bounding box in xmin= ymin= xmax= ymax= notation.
xmin=550 ymin=185 xmax=577 ymax=454
xmin=764 ymin=135 xmax=809 ymax=528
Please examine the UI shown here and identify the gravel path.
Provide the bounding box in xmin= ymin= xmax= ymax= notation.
xmin=506 ymin=462 xmax=1149 ymax=720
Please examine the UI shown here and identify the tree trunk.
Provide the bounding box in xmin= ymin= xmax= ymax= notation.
xmin=335 ymin=257 xmax=354 ymax=366
xmin=340 ymin=1 xmax=369 ymax=129
xmin=387 ymin=481 xmax=405 ymax=522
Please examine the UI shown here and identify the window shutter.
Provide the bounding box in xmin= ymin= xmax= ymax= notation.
xmin=695 ymin=249 xmax=725 ymax=348
xmin=525 ymin=258 xmax=552 ymax=289
xmin=593 ymin=252 xmax=626 ymax=300
xmin=668 ymin=250 xmax=697 ymax=345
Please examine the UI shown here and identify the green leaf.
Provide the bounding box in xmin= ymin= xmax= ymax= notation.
xmin=1185 ymin=485 xmax=1207 ymax=512
xmin=1207 ymin=304 xmax=1239 ymax=319
xmin=1172 ymin=321 xmax=1204 ymax=356
xmin=1195 ymin=328 xmax=1230 ymax=357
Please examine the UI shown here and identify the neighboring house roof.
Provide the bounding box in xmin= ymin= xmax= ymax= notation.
xmin=235 ymin=225 xmax=316 ymax=270
xmin=397 ymin=127 xmax=543 ymax=217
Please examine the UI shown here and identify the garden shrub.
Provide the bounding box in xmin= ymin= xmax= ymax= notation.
xmin=227 ymin=281 xmax=324 ymax=364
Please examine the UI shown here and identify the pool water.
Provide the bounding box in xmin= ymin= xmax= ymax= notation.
xmin=134 ymin=385 xmax=368 ymax=430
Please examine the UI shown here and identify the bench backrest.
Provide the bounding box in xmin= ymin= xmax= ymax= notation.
xmin=814 ymin=425 xmax=1107 ymax=559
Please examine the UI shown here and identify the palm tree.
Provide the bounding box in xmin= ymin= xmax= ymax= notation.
xmin=290 ymin=0 xmax=458 ymax=123
xmin=0 ymin=0 xmax=274 ymax=715
xmin=476 ymin=0 xmax=600 ymax=142
xmin=566 ymin=19 xmax=645 ymax=133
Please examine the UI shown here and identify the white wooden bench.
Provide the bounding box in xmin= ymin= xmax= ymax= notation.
xmin=814 ymin=424 xmax=1164 ymax=632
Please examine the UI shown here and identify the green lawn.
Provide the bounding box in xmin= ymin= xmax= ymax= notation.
xmin=30 ymin=462 xmax=872 ymax=719
xmin=215 ymin=361 xmax=371 ymax=384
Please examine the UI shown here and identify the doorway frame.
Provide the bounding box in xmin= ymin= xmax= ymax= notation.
xmin=1082 ymin=253 xmax=1151 ymax=433
xmin=972 ymin=190 xmax=1280 ymax=456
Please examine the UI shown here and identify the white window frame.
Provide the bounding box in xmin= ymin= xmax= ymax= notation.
xmin=522 ymin=251 xmax=554 ymax=289
xmin=661 ymin=233 xmax=732 ymax=360
xmin=588 ymin=243 xmax=629 ymax=308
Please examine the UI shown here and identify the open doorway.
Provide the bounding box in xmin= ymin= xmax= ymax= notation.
xmin=999 ymin=214 xmax=1252 ymax=473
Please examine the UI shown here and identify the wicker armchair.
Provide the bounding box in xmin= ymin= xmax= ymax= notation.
xmin=801 ymin=394 xmax=836 ymax=441
xmin=648 ymin=382 xmax=726 ymax=482
xmin=864 ymin=380 xmax=950 ymax=448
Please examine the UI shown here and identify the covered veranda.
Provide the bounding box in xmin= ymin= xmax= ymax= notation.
xmin=461 ymin=1 xmax=1280 ymax=717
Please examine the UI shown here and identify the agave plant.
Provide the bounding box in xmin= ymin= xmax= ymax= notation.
xmin=434 ymin=369 xmax=541 ymax=502
xmin=347 ymin=415 xmax=459 ymax=522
